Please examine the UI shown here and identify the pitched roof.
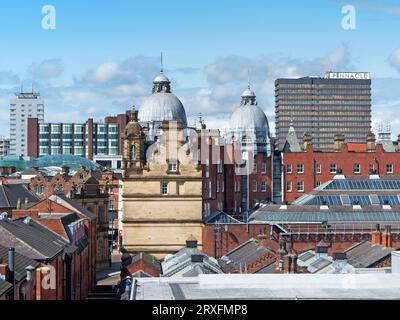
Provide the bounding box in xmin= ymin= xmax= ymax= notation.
xmin=0 ymin=245 xmax=40 ymax=282
xmin=48 ymin=194 xmax=96 ymax=220
xmin=0 ymin=280 xmax=12 ymax=296
xmin=345 ymin=241 xmax=394 ymax=268
xmin=0 ymin=184 xmax=39 ymax=208
xmin=282 ymin=125 xmax=302 ymax=152
xmin=0 ymin=217 xmax=66 ymax=261
xmin=162 ymin=246 xmax=222 ymax=277
xmin=219 ymin=238 xmax=275 ymax=273
xmin=122 ymin=252 xmax=161 ymax=272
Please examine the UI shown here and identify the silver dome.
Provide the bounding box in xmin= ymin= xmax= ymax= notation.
xmin=153 ymin=73 xmax=170 ymax=83
xmin=228 ymin=86 xmax=270 ymax=144
xmin=139 ymin=92 xmax=187 ymax=125
xmin=138 ymin=72 xmax=188 ymax=126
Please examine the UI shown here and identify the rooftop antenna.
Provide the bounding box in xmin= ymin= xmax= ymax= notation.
xmin=31 ymin=82 xmax=34 ymax=94
xmin=20 ymin=82 xmax=23 ymax=94
xmin=160 ymin=52 xmax=163 ymax=73
xmin=247 ymin=68 xmax=250 ymax=89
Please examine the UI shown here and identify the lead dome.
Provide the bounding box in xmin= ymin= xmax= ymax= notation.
xmin=138 ymin=71 xmax=187 ymax=127
xmin=228 ymin=85 xmax=270 ymax=145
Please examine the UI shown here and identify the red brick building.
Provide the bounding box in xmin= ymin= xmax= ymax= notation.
xmin=12 ymin=197 xmax=97 ymax=299
xmin=281 ymin=130 xmax=400 ymax=203
xmin=28 ymin=167 xmax=110 ymax=271
xmin=200 ymin=129 xmax=272 ymax=217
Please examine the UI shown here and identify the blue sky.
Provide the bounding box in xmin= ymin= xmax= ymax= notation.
xmin=0 ymin=0 xmax=400 ymax=136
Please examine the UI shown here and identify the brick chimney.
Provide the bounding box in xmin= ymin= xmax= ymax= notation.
xmin=382 ymin=225 xmax=392 ymax=248
xmin=371 ymin=224 xmax=382 ymax=245
xmin=367 ymin=132 xmax=376 ymax=152
xmin=303 ymin=134 xmax=313 ymax=152
xmin=333 ymin=134 xmax=346 ymax=151
xmin=0 ymin=258 xmax=9 ymax=281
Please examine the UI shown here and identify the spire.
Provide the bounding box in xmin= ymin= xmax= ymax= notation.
xmin=247 ymin=68 xmax=250 ymax=89
xmin=160 ymin=52 xmax=163 ymax=73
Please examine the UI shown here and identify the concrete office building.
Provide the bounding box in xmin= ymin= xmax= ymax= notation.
xmin=275 ymin=72 xmax=371 ymax=151
xmin=10 ymin=91 xmax=44 ymax=156
xmin=27 ymin=111 xmax=132 ymax=168
xmin=0 ymin=137 xmax=10 ymax=157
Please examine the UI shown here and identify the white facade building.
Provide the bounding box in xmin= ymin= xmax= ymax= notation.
xmin=10 ymin=92 xmax=44 ymax=156
xmin=0 ymin=136 xmax=10 ymax=157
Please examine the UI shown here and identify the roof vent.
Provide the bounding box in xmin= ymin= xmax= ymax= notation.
xmin=320 ymin=205 xmax=329 ymax=210
xmin=191 ymin=254 xmax=204 ymax=263
xmin=352 ymin=205 xmax=362 ymax=210
xmin=382 ymin=204 xmax=392 ymax=210
xmin=279 ymin=205 xmax=287 ymax=210
xmin=333 ymin=174 xmax=346 ymax=180
xmin=333 ymin=252 xmax=347 ymax=261
xmin=23 ymin=216 xmax=32 ymax=225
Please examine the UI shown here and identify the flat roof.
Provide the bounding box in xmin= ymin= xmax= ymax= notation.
xmin=132 ymin=274 xmax=400 ymax=300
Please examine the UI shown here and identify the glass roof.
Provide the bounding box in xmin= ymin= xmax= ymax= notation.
xmin=0 ymin=157 xmax=28 ymax=171
xmin=300 ymin=195 xmax=400 ymax=206
xmin=325 ymin=180 xmax=400 ymax=190
xmin=32 ymin=154 xmax=101 ymax=171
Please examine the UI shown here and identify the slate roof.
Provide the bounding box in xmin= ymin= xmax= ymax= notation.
xmin=250 ymin=206 xmax=400 ymax=223
xmin=219 ymin=238 xmax=275 ymax=273
xmin=204 ymin=210 xmax=243 ymax=224
xmin=0 ymin=184 xmax=39 ymax=208
xmin=0 ymin=280 xmax=12 ymax=296
xmin=162 ymin=246 xmax=222 ymax=277
xmin=21 ymin=168 xmax=38 ymax=175
xmin=345 ymin=241 xmax=394 ymax=268
xmin=282 ymin=125 xmax=302 ymax=152
xmin=49 ymin=194 xmax=96 ymax=220
xmin=254 ymin=262 xmax=279 ymax=274
xmin=0 ymin=245 xmax=40 ymax=282
xmin=0 ymin=217 xmax=66 ymax=261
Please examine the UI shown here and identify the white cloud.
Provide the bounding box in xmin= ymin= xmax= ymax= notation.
xmin=388 ymin=48 xmax=400 ymax=72
xmin=28 ymin=59 xmax=63 ymax=79
xmin=84 ymin=62 xmax=121 ymax=84
xmin=0 ymin=71 xmax=20 ymax=85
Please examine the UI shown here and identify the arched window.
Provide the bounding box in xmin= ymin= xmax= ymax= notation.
xmin=131 ymin=145 xmax=136 ymax=160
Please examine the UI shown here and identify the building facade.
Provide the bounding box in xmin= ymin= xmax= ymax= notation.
xmin=201 ymin=86 xmax=273 ymax=216
xmin=10 ymin=92 xmax=44 ymax=157
xmin=0 ymin=137 xmax=10 ymax=157
xmin=27 ymin=111 xmax=131 ymax=162
xmin=122 ymin=70 xmax=204 ymax=259
xmin=275 ymin=72 xmax=371 ymax=151
xmin=281 ymin=128 xmax=400 ymax=203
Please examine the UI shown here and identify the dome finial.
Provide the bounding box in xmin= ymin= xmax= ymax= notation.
xmin=247 ymin=68 xmax=251 ymax=89
xmin=160 ymin=52 xmax=163 ymax=73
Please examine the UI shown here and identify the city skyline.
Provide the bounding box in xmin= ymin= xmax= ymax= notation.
xmin=0 ymin=0 xmax=400 ymax=138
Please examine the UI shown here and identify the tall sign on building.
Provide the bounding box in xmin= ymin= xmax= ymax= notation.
xmin=10 ymin=91 xmax=44 ymax=157
xmin=275 ymin=72 xmax=371 ymax=151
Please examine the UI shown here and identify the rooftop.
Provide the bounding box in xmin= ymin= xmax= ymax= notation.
xmin=132 ymin=273 xmax=400 ymax=300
